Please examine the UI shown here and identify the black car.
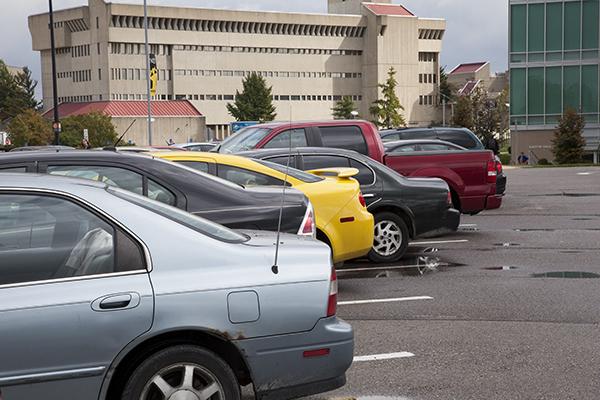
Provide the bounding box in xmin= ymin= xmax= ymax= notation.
xmin=239 ymin=147 xmax=461 ymax=262
xmin=379 ymin=127 xmax=485 ymax=150
xmin=0 ymin=150 xmax=313 ymax=235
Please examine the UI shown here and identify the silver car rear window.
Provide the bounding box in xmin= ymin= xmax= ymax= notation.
xmin=107 ymin=186 xmax=249 ymax=243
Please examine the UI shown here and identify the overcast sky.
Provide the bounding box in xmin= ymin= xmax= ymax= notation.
xmin=2 ymin=0 xmax=508 ymax=98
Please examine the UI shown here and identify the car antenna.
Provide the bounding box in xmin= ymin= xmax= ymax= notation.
xmin=111 ymin=119 xmax=137 ymax=149
xmin=271 ymin=108 xmax=293 ymax=275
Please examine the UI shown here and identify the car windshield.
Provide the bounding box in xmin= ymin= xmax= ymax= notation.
xmin=218 ymin=127 xmax=272 ymax=153
xmin=254 ymin=159 xmax=324 ymax=183
xmin=107 ymin=186 xmax=249 ymax=243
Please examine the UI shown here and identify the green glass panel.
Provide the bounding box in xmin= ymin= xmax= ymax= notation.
xmin=546 ymin=67 xmax=562 ymax=115
xmin=582 ymin=65 xmax=599 ymax=113
xmin=564 ymin=2 xmax=581 ymax=50
xmin=563 ymin=66 xmax=581 ymax=111
xmin=583 ymin=0 xmax=599 ymax=49
xmin=564 ymin=51 xmax=580 ymax=60
xmin=510 ymin=68 xmax=527 ymax=116
xmin=528 ymin=68 xmax=545 ymax=115
xmin=546 ymin=115 xmax=561 ymax=125
xmin=511 ymin=5 xmax=527 ymax=53
xmin=546 ymin=52 xmax=563 ymax=61
xmin=528 ymin=4 xmax=545 ymax=52
xmin=528 ymin=116 xmax=545 ymax=125
xmin=546 ymin=2 xmax=563 ymax=51
xmin=583 ymin=50 xmax=599 ymax=59
xmin=528 ymin=53 xmax=545 ymax=62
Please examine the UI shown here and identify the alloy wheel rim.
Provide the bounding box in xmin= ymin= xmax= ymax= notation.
xmin=141 ymin=363 xmax=224 ymax=400
xmin=373 ymin=220 xmax=402 ymax=257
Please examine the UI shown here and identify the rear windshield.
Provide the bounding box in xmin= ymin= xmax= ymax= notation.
xmin=255 ymin=159 xmax=324 ymax=183
xmin=107 ymin=186 xmax=249 ymax=243
xmin=218 ymin=127 xmax=272 ymax=153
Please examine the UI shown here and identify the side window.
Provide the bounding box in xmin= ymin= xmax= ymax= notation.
xmin=319 ymin=126 xmax=368 ymax=155
xmin=381 ymin=133 xmax=400 ymax=142
xmin=147 ymin=179 xmax=177 ymax=206
xmin=0 ymin=193 xmax=145 ymax=286
xmin=349 ymin=159 xmax=375 ymax=185
xmin=302 ymin=155 xmax=350 ymax=170
xmin=400 ymin=130 xmax=435 ymax=140
xmin=437 ymin=131 xmax=477 ymax=149
xmin=263 ymin=129 xmax=307 ymax=149
xmin=391 ymin=145 xmax=419 ymax=153
xmin=420 ymin=144 xmax=454 ymax=151
xmin=217 ymin=165 xmax=284 ymax=187
xmin=0 ymin=167 xmax=27 ymax=173
xmin=264 ymin=156 xmax=298 ymax=169
xmin=176 ymin=160 xmax=210 ymax=173
xmin=47 ymin=165 xmax=144 ymax=195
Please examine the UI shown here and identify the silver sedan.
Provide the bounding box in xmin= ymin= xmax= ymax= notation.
xmin=0 ymin=173 xmax=353 ymax=400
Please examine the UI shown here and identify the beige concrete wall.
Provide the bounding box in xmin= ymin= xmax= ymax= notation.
xmin=112 ymin=116 xmax=206 ymax=146
xmin=328 ymin=0 xmax=391 ymax=15
xmin=510 ymin=129 xmax=554 ymax=164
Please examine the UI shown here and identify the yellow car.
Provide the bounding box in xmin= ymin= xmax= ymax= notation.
xmin=150 ymin=151 xmax=374 ymax=264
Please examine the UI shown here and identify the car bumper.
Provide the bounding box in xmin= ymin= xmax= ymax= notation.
xmin=496 ymin=173 xmax=507 ymax=195
xmin=235 ymin=317 xmax=354 ymax=400
xmin=328 ymin=210 xmax=374 ymax=263
xmin=417 ymin=207 xmax=461 ymax=237
xmin=485 ymin=194 xmax=503 ymax=210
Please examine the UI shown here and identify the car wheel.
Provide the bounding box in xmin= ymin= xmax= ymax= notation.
xmin=121 ymin=345 xmax=240 ymax=400
xmin=368 ymin=212 xmax=410 ymax=263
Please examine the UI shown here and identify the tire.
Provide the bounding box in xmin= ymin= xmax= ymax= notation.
xmin=368 ymin=212 xmax=410 ymax=263
xmin=121 ymin=345 xmax=241 ymax=400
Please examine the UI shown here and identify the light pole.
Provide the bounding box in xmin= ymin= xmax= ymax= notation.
xmin=48 ymin=0 xmax=61 ymax=145
xmin=143 ymin=0 xmax=153 ymax=146
xmin=350 ymin=110 xmax=359 ymax=120
xmin=439 ymin=93 xmax=453 ymax=127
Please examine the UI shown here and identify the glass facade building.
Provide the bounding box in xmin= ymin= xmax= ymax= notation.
xmin=509 ymin=0 xmax=600 ymax=159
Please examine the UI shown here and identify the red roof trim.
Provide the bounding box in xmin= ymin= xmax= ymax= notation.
xmin=364 ymin=3 xmax=414 ymax=16
xmin=449 ymin=62 xmax=488 ymax=75
xmin=43 ymin=100 xmax=202 ymax=118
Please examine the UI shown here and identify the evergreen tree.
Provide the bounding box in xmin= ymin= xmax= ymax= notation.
xmin=369 ymin=67 xmax=405 ymax=129
xmin=332 ymin=96 xmax=357 ymax=119
xmin=439 ymin=65 xmax=454 ymax=103
xmin=7 ymin=109 xmax=53 ymax=147
xmin=552 ymin=107 xmax=586 ymax=164
xmin=227 ymin=72 xmax=276 ymax=122
xmin=452 ymin=95 xmax=473 ymax=130
xmin=14 ymin=67 xmax=40 ymax=110
xmin=0 ymin=61 xmax=40 ymax=123
xmin=60 ymin=112 xmax=118 ymax=148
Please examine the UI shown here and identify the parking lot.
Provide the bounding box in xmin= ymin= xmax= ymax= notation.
xmin=307 ymin=166 xmax=600 ymax=400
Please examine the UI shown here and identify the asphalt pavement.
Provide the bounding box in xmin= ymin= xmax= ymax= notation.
xmin=313 ymin=166 xmax=600 ymax=400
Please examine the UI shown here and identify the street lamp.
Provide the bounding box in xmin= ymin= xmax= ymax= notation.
xmin=350 ymin=110 xmax=359 ymax=119
xmin=48 ymin=0 xmax=61 ymax=145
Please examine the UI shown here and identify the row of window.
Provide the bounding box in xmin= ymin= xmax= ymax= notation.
xmin=71 ymin=44 xmax=90 ymax=58
xmin=174 ymin=44 xmax=363 ymax=56
xmin=510 ymin=1 xmax=599 ymax=54
xmin=109 ymin=93 xmax=363 ymax=102
xmin=111 ymin=14 xmax=367 ymax=38
xmin=173 ymin=69 xmax=362 ymax=79
xmin=419 ymin=95 xmax=439 ymax=106
xmin=418 ymin=29 xmax=444 ymax=40
xmin=58 ymin=95 xmax=93 ymax=103
xmin=109 ymin=42 xmax=172 ymax=56
xmin=419 ymin=73 xmax=438 ymax=84
xmin=58 ymin=70 xmax=92 ymax=83
xmin=110 ymin=68 xmax=172 ymax=81
xmin=52 ymin=18 xmax=88 ymax=32
xmin=418 ymin=52 xmax=439 ymax=63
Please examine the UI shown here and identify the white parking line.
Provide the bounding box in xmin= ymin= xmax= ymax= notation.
xmin=339 ymin=296 xmax=433 ymax=306
xmin=353 ymin=352 xmax=415 ymax=362
xmin=410 ymin=239 xmax=469 ymax=246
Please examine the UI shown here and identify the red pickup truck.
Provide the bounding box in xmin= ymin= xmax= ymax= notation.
xmin=216 ymin=120 xmax=503 ymax=214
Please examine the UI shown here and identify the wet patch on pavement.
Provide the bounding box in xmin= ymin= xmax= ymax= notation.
xmin=531 ymin=271 xmax=600 ymax=279
xmin=338 ymin=255 xmax=465 ymax=280
xmin=528 ymin=193 xmax=600 ymax=198
xmin=494 ymin=242 xmax=521 ymax=247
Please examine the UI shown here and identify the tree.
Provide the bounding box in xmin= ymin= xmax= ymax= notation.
xmin=452 ymin=95 xmax=473 ymax=130
xmin=14 ymin=67 xmax=40 ymax=110
xmin=471 ymin=86 xmax=499 ymax=145
xmin=552 ymin=107 xmax=586 ymax=164
xmin=227 ymin=72 xmax=276 ymax=122
xmin=0 ymin=60 xmax=27 ymax=122
xmin=369 ymin=67 xmax=405 ymax=129
xmin=60 ymin=112 xmax=118 ymax=148
xmin=332 ymin=96 xmax=357 ymax=119
xmin=439 ymin=65 xmax=454 ymax=103
xmin=7 ymin=109 xmax=53 ymax=147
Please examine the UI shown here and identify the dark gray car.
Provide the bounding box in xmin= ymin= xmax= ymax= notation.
xmin=0 ymin=173 xmax=352 ymax=400
xmin=239 ymin=147 xmax=460 ymax=262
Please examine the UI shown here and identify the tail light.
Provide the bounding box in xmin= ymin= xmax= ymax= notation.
xmin=358 ymin=192 xmax=366 ymax=208
xmin=326 ymin=267 xmax=338 ymax=317
xmin=496 ymin=159 xmax=503 ymax=174
xmin=298 ymin=202 xmax=316 ymax=238
xmin=487 ymin=160 xmax=497 ymax=184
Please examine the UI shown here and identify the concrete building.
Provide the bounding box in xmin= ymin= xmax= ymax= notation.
xmin=28 ymin=0 xmax=445 ymax=143
xmin=448 ymin=62 xmax=508 ymax=98
xmin=42 ymin=100 xmax=205 ymax=146
xmin=509 ymin=0 xmax=600 ymax=163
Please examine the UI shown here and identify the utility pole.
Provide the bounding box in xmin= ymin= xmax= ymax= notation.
xmin=143 ymin=0 xmax=153 ymax=145
xmin=48 ymin=0 xmax=61 ymax=145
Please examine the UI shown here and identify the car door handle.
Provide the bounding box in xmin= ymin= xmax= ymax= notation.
xmin=363 ymin=194 xmax=375 ymax=198
xmin=91 ymin=293 xmax=140 ymax=312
